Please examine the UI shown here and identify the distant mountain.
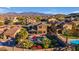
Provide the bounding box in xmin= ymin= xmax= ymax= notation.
xmin=1 ymin=12 xmax=79 ymax=18
xmin=0 ymin=12 xmax=19 ymax=16
xmin=1 ymin=12 xmax=79 ymax=16
xmin=0 ymin=12 xmax=53 ymax=16
xmin=19 ymin=12 xmax=52 ymax=16
xmin=54 ymin=14 xmax=67 ymax=17
xmin=69 ymin=13 xmax=79 ymax=17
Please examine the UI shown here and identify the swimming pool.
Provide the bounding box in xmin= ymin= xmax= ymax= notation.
xmin=69 ymin=39 xmax=79 ymax=45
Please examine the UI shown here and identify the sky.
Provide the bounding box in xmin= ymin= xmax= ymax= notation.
xmin=0 ymin=7 xmax=79 ymax=14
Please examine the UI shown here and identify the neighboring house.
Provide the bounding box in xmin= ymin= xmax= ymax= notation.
xmin=0 ymin=16 xmax=5 ymax=26
xmin=0 ymin=19 xmax=4 ymax=23
xmin=12 ymin=17 xmax=19 ymax=23
xmin=62 ymin=21 xmax=79 ymax=36
xmin=72 ymin=21 xmax=79 ymax=26
xmin=26 ymin=17 xmax=36 ymax=24
xmin=63 ymin=22 xmax=74 ymax=30
xmin=63 ymin=20 xmax=79 ymax=30
xmin=48 ymin=18 xmax=58 ymax=22
xmin=0 ymin=25 xmax=8 ymax=40
xmin=0 ymin=25 xmax=8 ymax=34
xmin=4 ymin=25 xmax=21 ymax=38
xmin=0 ymin=16 xmax=5 ymax=22
xmin=4 ymin=16 xmax=19 ymax=23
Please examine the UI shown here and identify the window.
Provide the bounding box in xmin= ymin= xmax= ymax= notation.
xmin=38 ymin=31 xmax=42 ymax=34
xmin=39 ymin=25 xmax=42 ymax=28
xmin=43 ymin=31 xmax=46 ymax=33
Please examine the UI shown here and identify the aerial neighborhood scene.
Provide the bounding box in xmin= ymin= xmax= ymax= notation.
xmin=0 ymin=7 xmax=79 ymax=51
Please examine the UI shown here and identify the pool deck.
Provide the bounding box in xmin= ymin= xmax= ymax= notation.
xmin=57 ymin=34 xmax=67 ymax=43
xmin=57 ymin=34 xmax=79 ymax=43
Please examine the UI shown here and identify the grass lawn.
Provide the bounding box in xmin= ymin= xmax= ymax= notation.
xmin=62 ymin=34 xmax=79 ymax=39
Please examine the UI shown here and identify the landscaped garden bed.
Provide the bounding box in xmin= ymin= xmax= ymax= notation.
xmin=61 ymin=34 xmax=79 ymax=39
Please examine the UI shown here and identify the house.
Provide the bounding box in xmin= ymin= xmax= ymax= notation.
xmin=72 ymin=21 xmax=79 ymax=26
xmin=63 ymin=20 xmax=79 ymax=30
xmin=24 ymin=22 xmax=47 ymax=35
xmin=48 ymin=18 xmax=57 ymax=22
xmin=0 ymin=16 xmax=5 ymax=22
xmin=63 ymin=22 xmax=74 ymax=30
xmin=12 ymin=17 xmax=19 ymax=23
xmin=4 ymin=25 xmax=21 ymax=38
xmin=26 ymin=17 xmax=36 ymax=24
xmin=0 ymin=16 xmax=5 ymax=26
xmin=0 ymin=25 xmax=8 ymax=34
xmin=37 ymin=22 xmax=47 ymax=34
xmin=0 ymin=25 xmax=9 ymax=40
xmin=3 ymin=16 xmax=19 ymax=23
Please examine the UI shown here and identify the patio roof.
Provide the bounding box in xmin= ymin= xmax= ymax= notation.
xmin=29 ymin=29 xmax=36 ymax=32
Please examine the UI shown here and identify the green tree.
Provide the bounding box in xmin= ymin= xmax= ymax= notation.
xmin=0 ymin=34 xmax=4 ymax=39
xmin=4 ymin=19 xmax=12 ymax=25
xmin=15 ymin=28 xmax=29 ymax=44
xmin=0 ymin=22 xmax=4 ymax=26
xmin=17 ymin=16 xmax=26 ymax=25
xmin=35 ymin=16 xmax=41 ymax=22
xmin=17 ymin=28 xmax=28 ymax=39
xmin=55 ymin=14 xmax=65 ymax=21
xmin=20 ymin=40 xmax=33 ymax=49
xmin=42 ymin=37 xmax=51 ymax=49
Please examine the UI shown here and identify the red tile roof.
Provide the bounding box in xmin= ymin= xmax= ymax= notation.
xmin=4 ymin=26 xmax=21 ymax=38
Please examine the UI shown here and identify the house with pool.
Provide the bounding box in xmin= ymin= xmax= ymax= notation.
xmin=59 ymin=20 xmax=79 ymax=46
xmin=0 ymin=25 xmax=21 ymax=41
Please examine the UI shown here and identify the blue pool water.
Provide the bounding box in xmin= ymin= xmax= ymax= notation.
xmin=69 ymin=40 xmax=79 ymax=45
xmin=0 ymin=38 xmax=16 ymax=46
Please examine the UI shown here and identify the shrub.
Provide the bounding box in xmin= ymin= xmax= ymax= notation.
xmin=0 ymin=22 xmax=4 ymax=26
xmin=37 ymin=45 xmax=42 ymax=49
xmin=0 ymin=34 xmax=4 ymax=39
xmin=31 ymin=46 xmax=37 ymax=50
xmin=42 ymin=37 xmax=51 ymax=49
xmin=19 ymin=39 xmax=34 ymax=49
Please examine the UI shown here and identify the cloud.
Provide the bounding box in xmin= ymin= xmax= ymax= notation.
xmin=71 ymin=11 xmax=79 ymax=13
